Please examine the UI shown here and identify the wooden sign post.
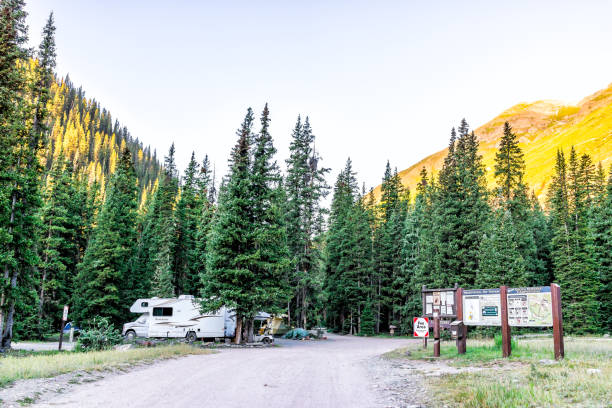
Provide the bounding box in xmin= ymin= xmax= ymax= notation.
xmin=455 ymin=287 xmax=466 ymax=354
xmin=433 ymin=314 xmax=440 ymax=357
xmin=500 ymin=286 xmax=511 ymax=357
xmin=551 ymin=283 xmax=564 ymax=360
xmin=58 ymin=305 xmax=68 ymax=351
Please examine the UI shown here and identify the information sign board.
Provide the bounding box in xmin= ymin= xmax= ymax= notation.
xmin=422 ymin=287 xmax=456 ymax=318
xmin=462 ymin=289 xmax=501 ymax=326
xmin=507 ymin=287 xmax=553 ymax=327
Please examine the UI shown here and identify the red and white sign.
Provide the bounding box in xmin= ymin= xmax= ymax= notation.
xmin=413 ymin=317 xmax=429 ymax=337
xmin=62 ymin=305 xmax=69 ymax=321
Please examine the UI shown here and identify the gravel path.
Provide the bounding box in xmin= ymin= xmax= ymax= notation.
xmin=26 ymin=334 xmax=425 ymax=408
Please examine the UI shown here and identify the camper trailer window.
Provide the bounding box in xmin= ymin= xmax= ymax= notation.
xmin=153 ymin=307 xmax=173 ymax=317
xmin=141 ymin=301 xmax=148 ymax=307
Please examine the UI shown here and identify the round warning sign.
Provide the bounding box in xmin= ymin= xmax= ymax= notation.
xmin=413 ymin=317 xmax=429 ymax=337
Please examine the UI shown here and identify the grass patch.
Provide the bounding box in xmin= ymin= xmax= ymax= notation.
xmin=391 ymin=336 xmax=612 ymax=407
xmin=0 ymin=344 xmax=213 ymax=388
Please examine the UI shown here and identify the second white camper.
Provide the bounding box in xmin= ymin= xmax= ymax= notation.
xmin=122 ymin=295 xmax=236 ymax=342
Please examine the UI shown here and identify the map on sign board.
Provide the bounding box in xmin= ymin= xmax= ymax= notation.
xmin=508 ymin=287 xmax=553 ymax=327
xmin=462 ymin=289 xmax=501 ymax=326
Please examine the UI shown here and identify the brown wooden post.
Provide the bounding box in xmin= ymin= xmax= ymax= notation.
xmin=500 ymin=286 xmax=511 ymax=358
xmin=455 ymin=287 xmax=466 ymax=354
xmin=58 ymin=305 xmax=68 ymax=351
xmin=551 ymin=283 xmax=564 ymax=360
xmin=433 ymin=316 xmax=440 ymax=357
xmin=422 ymin=285 xmax=427 ymax=349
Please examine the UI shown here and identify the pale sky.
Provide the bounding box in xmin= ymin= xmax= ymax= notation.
xmin=26 ymin=0 xmax=612 ymax=192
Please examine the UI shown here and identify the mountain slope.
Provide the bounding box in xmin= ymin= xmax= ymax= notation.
xmin=42 ymin=70 xmax=161 ymax=203
xmin=380 ymin=82 xmax=612 ymax=201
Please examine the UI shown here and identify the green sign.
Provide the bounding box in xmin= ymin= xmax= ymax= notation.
xmin=482 ymin=306 xmax=498 ymax=316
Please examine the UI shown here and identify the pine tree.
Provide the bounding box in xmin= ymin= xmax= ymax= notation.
xmin=325 ymin=159 xmax=361 ymax=333
xmin=150 ymin=144 xmax=179 ymax=298
xmin=201 ymin=108 xmax=256 ymax=343
xmin=244 ymin=104 xmax=291 ymax=340
xmin=491 ymin=122 xmax=538 ymax=284
xmin=591 ymin=166 xmax=612 ymax=332
xmin=476 ymin=210 xmax=527 ymax=287
xmin=548 ymin=148 xmax=600 ymax=333
xmin=73 ymin=149 xmax=138 ymax=327
xmin=193 ymin=155 xmax=213 ymax=292
xmin=430 ymin=121 xmax=489 ymax=289
xmin=174 ymin=152 xmax=207 ymax=295
xmin=284 ymin=116 xmax=329 ymax=328
xmin=37 ymin=156 xmax=80 ymax=336
xmin=1 ymin=4 xmax=56 ymax=348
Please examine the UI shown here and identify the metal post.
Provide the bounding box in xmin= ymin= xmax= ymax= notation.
xmin=433 ymin=316 xmax=440 ymax=357
xmin=500 ymin=285 xmax=511 ymax=358
xmin=551 ymin=283 xmax=564 ymax=360
xmin=455 ymin=287 xmax=466 ymax=354
xmin=69 ymin=327 xmax=74 ymax=344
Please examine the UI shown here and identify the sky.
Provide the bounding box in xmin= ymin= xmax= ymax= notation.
xmin=26 ymin=0 xmax=612 ymax=191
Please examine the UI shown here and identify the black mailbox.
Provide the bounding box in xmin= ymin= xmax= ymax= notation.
xmin=450 ymin=320 xmax=464 ymax=340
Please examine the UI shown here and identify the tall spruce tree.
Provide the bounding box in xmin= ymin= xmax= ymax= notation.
xmin=430 ymin=120 xmax=489 ymax=288
xmin=37 ymin=156 xmax=80 ymax=336
xmin=73 ymin=149 xmax=138 ymax=327
xmin=244 ymin=104 xmax=291 ymax=340
xmin=1 ymin=5 xmax=56 ymax=348
xmin=476 ymin=210 xmax=527 ymax=287
xmin=201 ymin=108 xmax=256 ymax=343
xmin=548 ymin=148 xmax=600 ymax=333
xmin=174 ymin=152 xmax=208 ymax=295
xmin=591 ymin=166 xmax=612 ymax=332
xmin=491 ymin=122 xmax=538 ymax=284
xmin=325 ymin=159 xmax=361 ymax=333
xmin=149 ymin=144 xmax=179 ymax=298
xmin=284 ymin=116 xmax=329 ymax=328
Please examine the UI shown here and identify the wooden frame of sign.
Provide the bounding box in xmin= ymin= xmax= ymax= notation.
xmin=421 ymin=284 xmax=459 ymax=354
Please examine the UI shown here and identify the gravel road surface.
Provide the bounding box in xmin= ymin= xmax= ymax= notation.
xmin=32 ymin=334 xmax=422 ymax=408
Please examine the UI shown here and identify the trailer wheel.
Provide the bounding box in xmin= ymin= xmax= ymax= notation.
xmin=186 ymin=331 xmax=197 ymax=343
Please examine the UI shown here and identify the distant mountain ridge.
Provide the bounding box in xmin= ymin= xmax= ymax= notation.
xmin=377 ymin=82 xmax=612 ymax=202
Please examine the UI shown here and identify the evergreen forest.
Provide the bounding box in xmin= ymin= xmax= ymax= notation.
xmin=1 ymin=1 xmax=610 ymax=349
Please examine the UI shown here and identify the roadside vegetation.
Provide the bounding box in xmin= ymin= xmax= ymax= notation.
xmin=387 ymin=336 xmax=612 ymax=407
xmin=0 ymin=344 xmax=213 ymax=388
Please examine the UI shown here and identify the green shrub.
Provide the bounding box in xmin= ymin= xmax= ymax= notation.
xmin=75 ymin=317 xmax=123 ymax=352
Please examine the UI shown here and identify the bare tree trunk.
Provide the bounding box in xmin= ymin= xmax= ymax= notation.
xmin=0 ymin=189 xmax=18 ymax=344
xmin=376 ymin=277 xmax=381 ymax=334
xmin=234 ymin=316 xmax=243 ymax=344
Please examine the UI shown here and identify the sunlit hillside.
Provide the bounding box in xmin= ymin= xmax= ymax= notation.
xmin=376 ymin=82 xmax=612 ymax=203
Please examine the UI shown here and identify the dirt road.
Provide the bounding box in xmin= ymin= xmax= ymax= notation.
xmin=33 ymin=334 xmax=421 ymax=408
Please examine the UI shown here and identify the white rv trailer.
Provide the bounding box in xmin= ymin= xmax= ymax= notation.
xmin=122 ymin=295 xmax=237 ymax=342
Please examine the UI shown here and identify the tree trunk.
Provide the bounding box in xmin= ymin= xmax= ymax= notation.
xmin=234 ymin=316 xmax=243 ymax=344
xmin=243 ymin=318 xmax=254 ymax=343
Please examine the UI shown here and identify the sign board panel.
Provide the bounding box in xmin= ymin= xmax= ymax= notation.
xmin=413 ymin=317 xmax=429 ymax=337
xmin=62 ymin=305 xmax=69 ymax=321
xmin=462 ymin=289 xmax=501 ymax=326
xmin=508 ymin=287 xmax=552 ymax=327
xmin=423 ymin=288 xmax=456 ymax=318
